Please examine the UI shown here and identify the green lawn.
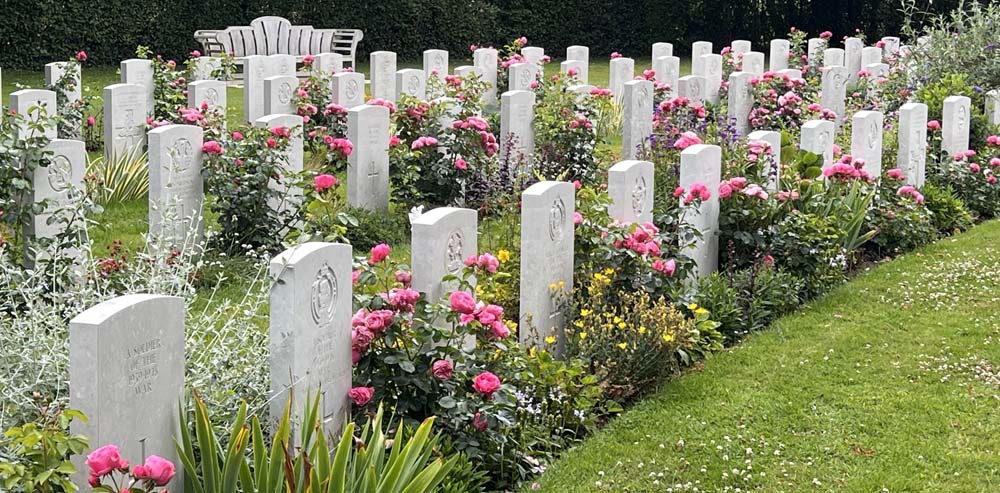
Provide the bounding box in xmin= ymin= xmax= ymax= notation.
xmin=532 ymin=221 xmax=1000 ymax=491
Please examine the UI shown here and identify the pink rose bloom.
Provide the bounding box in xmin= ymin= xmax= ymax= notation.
xmin=87 ymin=445 xmax=128 ymax=477
xmin=674 ymin=131 xmax=702 ymax=150
xmin=927 ymin=120 xmax=941 ymax=130
xmin=718 ymin=181 xmax=733 ymax=199
xmin=477 ymin=253 xmax=499 ymax=273
xmin=473 ymin=412 xmax=488 ymax=431
xmin=490 ymin=321 xmax=511 ymax=339
xmin=673 ymin=186 xmax=685 ymax=198
xmin=395 ymin=270 xmax=412 ymax=286
xmin=470 ymin=44 xmax=478 ymax=52
xmin=990 ymin=158 xmax=1000 ymax=168
xmin=76 ymin=51 xmax=88 ymax=62
xmin=266 ymin=138 xmax=277 ymax=148
xmin=454 ymin=157 xmax=468 ymax=170
xmin=232 ymin=131 xmax=243 ymax=140
xmin=190 ymin=50 xmax=201 ymax=58
xmin=987 ymin=135 xmax=999 ymax=145
xmin=472 ymin=371 xmax=501 ymax=398
xmin=886 ymin=168 xmax=905 ymax=180
xmin=432 ymin=359 xmax=453 ymax=380
xmin=303 ymin=54 xmax=315 ymax=66
xmin=132 ymin=455 xmax=175 ymax=486
xmin=86 ymin=116 xmax=96 ymax=127
xmin=820 ymin=31 xmax=833 ymax=39
xmin=518 ymin=37 xmax=528 ymax=45
xmin=989 ymin=175 xmax=998 ymax=184
xmin=352 ymin=270 xmax=361 ymax=284
xmin=450 ymin=290 xmax=477 ymax=314
xmin=970 ymin=163 xmax=981 ymax=173
xmin=573 ymin=211 xmax=583 ymax=225
xmin=610 ymin=52 xmax=622 ymax=59
xmin=349 ymin=386 xmax=374 ymax=406
xmin=653 ymin=258 xmax=676 ymax=276
xmin=201 ymin=140 xmax=224 ymax=155
xmin=369 ymin=243 xmax=391 ymax=264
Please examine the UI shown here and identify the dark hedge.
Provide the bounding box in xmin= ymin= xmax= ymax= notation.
xmin=0 ymin=0 xmax=973 ymax=69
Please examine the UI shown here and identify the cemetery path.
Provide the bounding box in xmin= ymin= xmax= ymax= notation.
xmin=534 ymin=221 xmax=1000 ymax=492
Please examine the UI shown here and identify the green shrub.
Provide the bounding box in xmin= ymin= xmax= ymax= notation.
xmin=341 ymin=206 xmax=411 ymax=251
xmin=694 ymin=266 xmax=803 ymax=343
xmin=0 ymin=407 xmax=89 ymax=493
xmin=921 ymin=182 xmax=975 ymax=233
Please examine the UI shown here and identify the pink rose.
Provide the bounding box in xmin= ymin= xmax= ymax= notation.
xmin=190 ymin=50 xmax=201 ymax=58
xmin=449 ymin=290 xmax=477 ymax=314
xmin=132 ymin=455 xmax=175 ymax=486
xmin=472 ymin=371 xmax=501 ymax=398
xmin=76 ymin=51 xmax=88 ymax=62
xmin=232 ymin=131 xmax=243 ymax=140
xmin=314 ymin=173 xmax=338 ymax=191
xmin=395 ymin=270 xmax=412 ymax=286
xmin=927 ymin=120 xmax=941 ymax=130
xmin=201 ymin=140 xmax=224 ymax=155
xmin=454 ymin=157 xmax=468 ymax=170
xmin=473 ymin=412 xmax=488 ymax=431
xmin=674 ymin=131 xmax=702 ymax=150
xmin=349 ymin=386 xmax=374 ymax=406
xmin=369 ymin=243 xmax=391 ymax=264
xmin=886 ymin=168 xmax=905 ymax=180
xmin=86 ymin=445 xmax=128 ymax=477
xmin=86 ymin=116 xmax=96 ymax=127
xmin=573 ymin=211 xmax=583 ymax=225
xmin=432 ymin=359 xmax=453 ymax=380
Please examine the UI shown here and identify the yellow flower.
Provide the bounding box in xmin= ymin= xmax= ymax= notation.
xmin=549 ymin=283 xmax=558 ymax=291
xmin=695 ymin=307 xmax=708 ymax=316
xmin=580 ymin=309 xmax=592 ymax=317
xmin=687 ymin=303 xmax=699 ymax=311
xmin=613 ymin=316 xmax=622 ymax=324
xmin=638 ymin=325 xmax=647 ymax=335
xmin=604 ymin=267 xmax=614 ymax=275
xmin=617 ymin=322 xmax=627 ymax=329
xmin=617 ymin=342 xmax=628 ymax=350
xmin=579 ymin=332 xmax=587 ymax=340
xmin=662 ymin=333 xmax=674 ymax=342
xmin=574 ymin=320 xmax=585 ymax=328
xmin=545 ymin=335 xmax=556 ymax=345
xmin=558 ymin=280 xmax=565 ymax=289
xmin=497 ymin=249 xmax=511 ymax=263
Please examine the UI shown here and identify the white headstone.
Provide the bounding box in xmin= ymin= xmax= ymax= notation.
xmin=509 ymin=62 xmax=539 ymax=91
xmin=254 ymin=114 xmax=304 ymax=214
xmin=850 ymin=110 xmax=884 ymax=178
xmin=697 ymin=54 xmax=723 ymax=104
xmin=807 ymin=38 xmax=824 ymax=65
xmin=396 ymin=69 xmax=427 ymax=100
xmin=313 ymin=53 xmax=344 ymax=75
xmin=801 ymin=119 xmax=836 ymax=170
xmin=560 ymin=60 xmax=587 ymax=84
xmin=742 ymin=51 xmax=765 ymax=77
xmin=190 ymin=56 xmax=222 ymax=80
xmin=473 ymin=48 xmax=499 ymax=108
xmin=861 ymin=46 xmax=882 ymax=68
xmin=691 ymin=41 xmax=713 ymax=73
xmin=881 ymin=36 xmax=901 ymax=56
xmin=747 ymin=130 xmax=782 ymax=190
xmin=148 ymin=124 xmax=204 ymax=247
xmin=121 ymin=59 xmax=154 ymax=118
xmin=678 ymin=75 xmax=706 ymax=107
xmin=820 ymin=65 xmax=848 ymax=123
xmin=411 ymin=207 xmax=478 ymax=303
xmin=455 ymin=65 xmax=483 ymax=79
xmin=777 ymin=68 xmax=802 ymax=80
xmin=519 ymin=181 xmax=574 ymax=353
xmin=187 ymin=80 xmax=227 ymax=111
xmin=69 ymin=294 xmax=185 ymax=489
xmin=521 ymin=46 xmax=545 ymax=65
xmin=653 ymin=56 xmax=680 ymax=94
xmin=823 ymin=48 xmax=845 ymax=67
xmin=897 ymin=102 xmax=928 ymax=187
xmin=942 ymin=95 xmax=971 ymax=156
xmin=564 ymin=47 xmax=589 ymax=84
xmin=567 ymin=45 xmax=590 ymax=62
xmin=264 ymin=75 xmax=299 ymax=116
xmin=727 ymin=72 xmax=753 ymax=137
xmin=24 ymin=139 xmax=86 ymax=268
xmin=332 ymin=72 xmax=366 ymax=108
xmin=865 ymin=62 xmax=889 ymax=81
xmin=269 ymin=242 xmax=352 ymax=436
xmin=731 ymin=40 xmax=752 ymax=55
xmin=769 ymin=39 xmax=790 ymax=71
xmin=622 ymin=80 xmax=654 ymax=159
xmin=369 ymin=51 xmax=397 ymax=101
xmin=679 ymin=144 xmax=721 ymax=278
xmin=845 ymin=37 xmax=863 ymax=82
xmin=103 ymin=83 xmax=147 ymax=161
xmin=347 ymin=104 xmax=390 ymax=211
xmin=423 ymin=49 xmax=449 ymax=81
xmin=45 ymin=62 xmax=82 ymax=105
xmin=10 ymin=89 xmax=57 ymax=139
xmin=609 ymin=57 xmax=635 ymax=100
xmin=987 ymin=90 xmax=1000 ymax=125
xmin=652 ymin=42 xmax=673 ymax=59
xmin=243 ymin=54 xmax=296 ymax=122
xmin=608 ymin=160 xmax=654 ymax=224
xmin=500 ymin=90 xmax=535 ymax=169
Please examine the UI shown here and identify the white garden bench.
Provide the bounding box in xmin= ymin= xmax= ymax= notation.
xmin=194 ymin=16 xmax=363 ymax=71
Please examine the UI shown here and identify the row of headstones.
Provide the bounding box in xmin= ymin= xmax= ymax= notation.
xmin=59 ymin=156 xmax=650 ymax=488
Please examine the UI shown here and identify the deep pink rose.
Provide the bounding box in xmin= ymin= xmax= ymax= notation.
xmin=314 ymin=173 xmax=338 ymax=191
xmin=472 ymin=371 xmax=501 ymax=398
xmin=449 ymin=291 xmax=477 ymax=314
xmin=86 ymin=445 xmax=128 ymax=477
xmin=432 ymin=359 xmax=453 ymax=380
xmin=349 ymin=386 xmax=374 ymax=406
xmin=473 ymin=412 xmax=488 ymax=431
xmin=369 ymin=243 xmax=391 ymax=264
xmin=132 ymin=455 xmax=175 ymax=486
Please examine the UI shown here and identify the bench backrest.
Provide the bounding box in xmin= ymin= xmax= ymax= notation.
xmin=212 ymin=17 xmax=363 ymax=63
